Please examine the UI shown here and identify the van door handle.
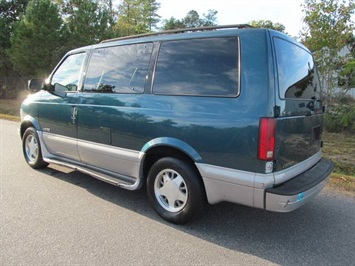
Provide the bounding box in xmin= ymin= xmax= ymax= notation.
xmin=71 ymin=106 xmax=77 ymax=124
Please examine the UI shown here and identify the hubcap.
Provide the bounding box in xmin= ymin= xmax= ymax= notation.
xmin=154 ymin=169 xmax=188 ymax=212
xmin=25 ymin=134 xmax=39 ymax=163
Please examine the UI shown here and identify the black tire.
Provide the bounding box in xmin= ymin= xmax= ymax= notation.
xmin=147 ymin=157 xmax=206 ymax=224
xmin=22 ymin=127 xmax=49 ymax=169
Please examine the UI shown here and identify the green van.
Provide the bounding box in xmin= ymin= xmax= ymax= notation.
xmin=20 ymin=25 xmax=334 ymax=224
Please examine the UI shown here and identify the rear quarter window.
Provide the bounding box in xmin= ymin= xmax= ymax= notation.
xmin=153 ymin=37 xmax=239 ymax=97
xmin=274 ymin=38 xmax=321 ymax=100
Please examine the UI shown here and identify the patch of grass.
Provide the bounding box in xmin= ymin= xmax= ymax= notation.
xmin=322 ymin=132 xmax=355 ymax=176
xmin=0 ymin=113 xmax=20 ymax=122
xmin=327 ymin=173 xmax=355 ymax=195
xmin=323 ymin=132 xmax=355 ymax=195
xmin=0 ymin=99 xmax=23 ymax=116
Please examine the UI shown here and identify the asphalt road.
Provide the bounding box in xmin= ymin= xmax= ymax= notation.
xmin=1 ymin=119 xmax=354 ymax=265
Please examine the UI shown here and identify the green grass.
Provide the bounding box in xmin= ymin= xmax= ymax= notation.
xmin=326 ymin=173 xmax=355 ymax=196
xmin=1 ymin=98 xmax=354 ymax=194
xmin=322 ymin=132 xmax=355 ymax=195
xmin=0 ymin=113 xmax=20 ymax=122
xmin=322 ymin=132 xmax=355 ymax=176
xmin=0 ymin=99 xmax=23 ymax=116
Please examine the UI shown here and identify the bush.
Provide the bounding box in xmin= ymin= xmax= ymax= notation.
xmin=325 ymin=96 xmax=355 ymax=133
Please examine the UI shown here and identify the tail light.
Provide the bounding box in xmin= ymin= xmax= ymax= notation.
xmin=258 ymin=118 xmax=276 ymax=161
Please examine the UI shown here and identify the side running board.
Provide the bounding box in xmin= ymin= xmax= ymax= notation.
xmin=44 ymin=158 xmax=141 ymax=191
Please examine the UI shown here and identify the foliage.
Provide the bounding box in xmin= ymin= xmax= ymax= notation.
xmin=249 ymin=19 xmax=286 ymax=33
xmin=162 ymin=9 xmax=218 ymax=30
xmin=162 ymin=17 xmax=185 ymax=30
xmin=0 ymin=0 xmax=29 ymax=97
xmin=300 ymin=0 xmax=355 ymax=102
xmin=57 ymin=0 xmax=116 ymax=47
xmin=115 ymin=0 xmax=161 ymax=36
xmin=0 ymin=0 xmax=29 ymax=48
xmin=338 ymin=43 xmax=355 ymax=90
xmin=323 ymin=132 xmax=355 ymax=177
xmin=338 ymin=62 xmax=355 ymax=90
xmin=324 ymin=94 xmax=355 ymax=133
xmin=142 ymin=0 xmax=161 ymax=30
xmin=301 ymin=0 xmax=354 ymax=51
xmin=8 ymin=0 xmax=65 ymax=76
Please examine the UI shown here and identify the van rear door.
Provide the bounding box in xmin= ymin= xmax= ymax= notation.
xmin=273 ymin=37 xmax=323 ymax=172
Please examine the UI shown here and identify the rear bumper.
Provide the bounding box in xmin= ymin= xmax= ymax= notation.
xmin=265 ymin=158 xmax=334 ymax=212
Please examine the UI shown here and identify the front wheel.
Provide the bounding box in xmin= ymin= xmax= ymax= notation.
xmin=22 ymin=127 xmax=48 ymax=169
xmin=147 ymin=157 xmax=206 ymax=224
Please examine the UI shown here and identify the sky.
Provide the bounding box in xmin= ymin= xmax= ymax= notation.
xmin=158 ymin=0 xmax=305 ymax=37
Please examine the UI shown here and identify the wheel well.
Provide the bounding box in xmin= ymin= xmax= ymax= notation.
xmin=142 ymin=146 xmax=204 ymax=186
xmin=20 ymin=122 xmax=34 ymax=138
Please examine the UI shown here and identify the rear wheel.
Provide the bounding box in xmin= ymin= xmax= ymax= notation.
xmin=22 ymin=127 xmax=48 ymax=169
xmin=147 ymin=157 xmax=206 ymax=224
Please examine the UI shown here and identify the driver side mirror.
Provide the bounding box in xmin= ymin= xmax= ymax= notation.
xmin=28 ymin=79 xmax=44 ymax=92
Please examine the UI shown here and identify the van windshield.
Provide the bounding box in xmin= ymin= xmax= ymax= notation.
xmin=275 ymin=38 xmax=321 ymax=100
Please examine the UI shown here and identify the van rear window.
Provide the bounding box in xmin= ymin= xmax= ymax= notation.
xmin=153 ymin=37 xmax=239 ymax=97
xmin=274 ymin=38 xmax=321 ymax=100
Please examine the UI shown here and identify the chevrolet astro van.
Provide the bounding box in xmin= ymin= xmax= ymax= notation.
xmin=20 ymin=25 xmax=334 ymax=224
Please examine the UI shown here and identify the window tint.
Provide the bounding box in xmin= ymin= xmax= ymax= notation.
xmin=153 ymin=37 xmax=239 ymax=97
xmin=84 ymin=43 xmax=153 ymax=94
xmin=51 ymin=53 xmax=85 ymax=91
xmin=275 ymin=38 xmax=320 ymax=100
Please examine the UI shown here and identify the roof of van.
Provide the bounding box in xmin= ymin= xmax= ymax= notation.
xmin=66 ymin=24 xmax=306 ymax=55
xmin=100 ymin=24 xmax=254 ymax=44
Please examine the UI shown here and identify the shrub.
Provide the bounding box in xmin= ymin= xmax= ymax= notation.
xmin=325 ymin=95 xmax=355 ymax=133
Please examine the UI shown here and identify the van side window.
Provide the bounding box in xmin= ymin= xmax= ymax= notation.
xmin=274 ymin=38 xmax=321 ymax=100
xmin=153 ymin=37 xmax=239 ymax=97
xmin=84 ymin=43 xmax=153 ymax=94
xmin=51 ymin=53 xmax=86 ymax=91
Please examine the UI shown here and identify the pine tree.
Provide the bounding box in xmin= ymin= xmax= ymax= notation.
xmin=249 ymin=20 xmax=286 ymax=33
xmin=0 ymin=0 xmax=29 ymax=97
xmin=116 ymin=0 xmax=161 ymax=36
xmin=162 ymin=9 xmax=218 ymax=30
xmin=8 ymin=0 xmax=65 ymax=76
xmin=59 ymin=0 xmax=115 ymax=47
